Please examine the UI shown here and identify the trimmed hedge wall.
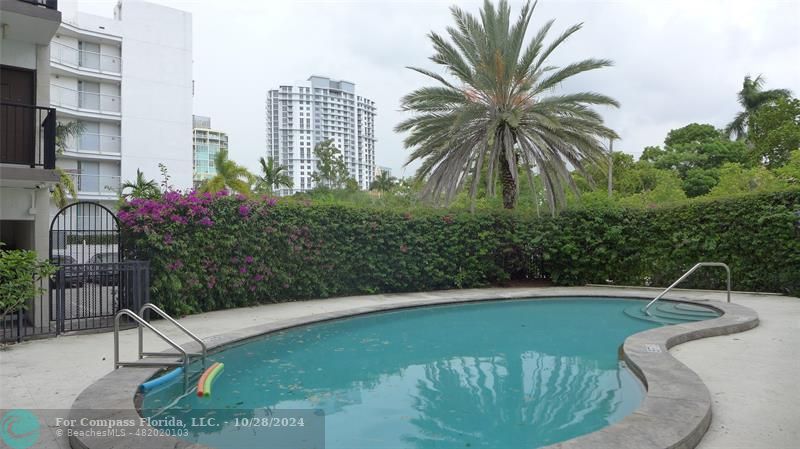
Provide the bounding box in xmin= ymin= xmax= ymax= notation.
xmin=121 ymin=190 xmax=800 ymax=316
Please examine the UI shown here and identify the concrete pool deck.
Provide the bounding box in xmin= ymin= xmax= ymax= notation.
xmin=1 ymin=286 xmax=798 ymax=448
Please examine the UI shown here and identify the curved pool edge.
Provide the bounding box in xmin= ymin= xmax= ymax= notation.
xmin=67 ymin=292 xmax=759 ymax=449
xmin=542 ymin=299 xmax=758 ymax=449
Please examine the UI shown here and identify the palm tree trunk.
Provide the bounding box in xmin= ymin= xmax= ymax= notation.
xmin=498 ymin=146 xmax=518 ymax=209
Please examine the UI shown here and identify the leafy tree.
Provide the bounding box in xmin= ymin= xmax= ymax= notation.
xmin=254 ymin=156 xmax=293 ymax=195
xmin=725 ymin=75 xmax=792 ymax=140
xmin=52 ymin=121 xmax=85 ymax=208
xmin=311 ymin=139 xmax=352 ymax=189
xmin=617 ymin=169 xmax=687 ymax=208
xmin=344 ymin=178 xmax=360 ymax=192
xmin=663 ymin=123 xmax=719 ymax=147
xmin=748 ymin=97 xmax=800 ymax=168
xmin=775 ymin=150 xmax=800 ymax=184
xmin=640 ymin=123 xmax=749 ymax=196
xmin=198 ymin=149 xmax=253 ymax=196
xmin=707 ymin=163 xmax=787 ymax=197
xmin=370 ymin=171 xmax=397 ymax=196
xmin=573 ymin=151 xmax=634 ymax=194
xmin=682 ymin=168 xmax=719 ymax=197
xmin=121 ymin=169 xmax=160 ymax=200
xmin=397 ymin=0 xmax=618 ymax=213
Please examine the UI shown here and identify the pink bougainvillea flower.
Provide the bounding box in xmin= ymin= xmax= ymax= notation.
xmin=167 ymin=260 xmax=183 ymax=271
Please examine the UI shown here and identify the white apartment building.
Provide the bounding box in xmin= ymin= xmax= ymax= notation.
xmin=0 ymin=0 xmax=62 ymax=259
xmin=266 ymin=76 xmax=376 ymax=195
xmin=49 ymin=0 xmax=193 ymax=212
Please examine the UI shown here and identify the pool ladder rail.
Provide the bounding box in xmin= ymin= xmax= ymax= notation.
xmin=643 ymin=262 xmax=731 ymax=315
xmin=113 ymin=304 xmax=207 ymax=384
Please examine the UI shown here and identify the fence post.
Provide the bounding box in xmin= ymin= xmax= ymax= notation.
xmin=56 ymin=268 xmax=63 ymax=334
xmin=16 ymin=305 xmax=22 ymax=343
xmin=142 ymin=261 xmax=150 ymax=307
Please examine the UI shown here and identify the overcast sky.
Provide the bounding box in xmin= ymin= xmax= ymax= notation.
xmin=75 ymin=0 xmax=799 ymax=178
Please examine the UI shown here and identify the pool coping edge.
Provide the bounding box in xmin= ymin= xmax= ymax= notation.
xmin=67 ymin=290 xmax=759 ymax=449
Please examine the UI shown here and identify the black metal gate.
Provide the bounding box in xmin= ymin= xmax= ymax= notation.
xmin=47 ymin=202 xmax=148 ymax=334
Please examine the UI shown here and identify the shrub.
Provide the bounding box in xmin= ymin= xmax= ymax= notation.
xmin=121 ymin=189 xmax=800 ymax=316
xmin=0 ymin=245 xmax=56 ymax=326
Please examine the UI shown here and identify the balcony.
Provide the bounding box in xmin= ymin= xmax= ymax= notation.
xmin=0 ymin=1 xmax=60 ymax=45
xmin=64 ymin=132 xmax=121 ymax=156
xmin=51 ymin=41 xmax=122 ymax=75
xmin=70 ymin=173 xmax=121 ymax=196
xmin=51 ymin=85 xmax=121 ymax=115
xmin=0 ymin=102 xmax=56 ymax=169
xmin=19 ymin=0 xmax=58 ymax=9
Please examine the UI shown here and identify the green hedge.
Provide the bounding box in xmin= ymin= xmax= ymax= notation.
xmin=120 ymin=190 xmax=800 ymax=316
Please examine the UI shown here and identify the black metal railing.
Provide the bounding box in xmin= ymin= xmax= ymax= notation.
xmin=0 ymin=261 xmax=150 ymax=344
xmin=17 ymin=0 xmax=58 ymax=10
xmin=0 ymin=102 xmax=56 ymax=169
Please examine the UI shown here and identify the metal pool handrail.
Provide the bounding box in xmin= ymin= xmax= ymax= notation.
xmin=114 ymin=309 xmax=189 ymax=378
xmin=643 ymin=262 xmax=731 ymax=315
xmin=139 ymin=303 xmax=207 ymax=367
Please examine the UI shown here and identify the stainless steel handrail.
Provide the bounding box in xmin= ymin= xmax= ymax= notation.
xmin=139 ymin=303 xmax=207 ymax=367
xmin=643 ymin=262 xmax=731 ymax=314
xmin=113 ymin=309 xmax=189 ymax=384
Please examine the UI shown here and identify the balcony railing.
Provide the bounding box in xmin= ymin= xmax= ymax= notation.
xmin=0 ymin=102 xmax=56 ymax=169
xmin=70 ymin=173 xmax=121 ymax=196
xmin=51 ymin=41 xmax=122 ymax=74
xmin=18 ymin=0 xmax=58 ymax=10
xmin=65 ymin=133 xmax=121 ymax=155
xmin=51 ymin=85 xmax=121 ymax=114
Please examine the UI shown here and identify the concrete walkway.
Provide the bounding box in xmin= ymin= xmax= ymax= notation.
xmin=1 ymin=286 xmax=797 ymax=448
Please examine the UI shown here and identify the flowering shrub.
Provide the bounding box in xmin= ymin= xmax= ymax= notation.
xmin=120 ymin=191 xmax=534 ymax=316
xmin=121 ymin=189 xmax=800 ymax=316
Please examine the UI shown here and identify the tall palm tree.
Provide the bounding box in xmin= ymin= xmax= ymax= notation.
xmin=51 ymin=121 xmax=85 ymax=208
xmin=197 ymin=148 xmax=253 ymax=196
xmin=725 ymin=75 xmax=792 ymax=140
xmin=120 ymin=169 xmax=160 ymax=200
xmin=253 ymin=156 xmax=293 ymax=195
xmin=370 ymin=171 xmax=397 ymax=196
xmin=396 ymin=0 xmax=618 ymax=212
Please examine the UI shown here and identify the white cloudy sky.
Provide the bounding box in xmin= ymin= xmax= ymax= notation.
xmin=76 ymin=0 xmax=799 ymax=178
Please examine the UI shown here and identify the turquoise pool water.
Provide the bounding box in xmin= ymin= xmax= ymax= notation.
xmin=140 ymin=298 xmax=717 ymax=449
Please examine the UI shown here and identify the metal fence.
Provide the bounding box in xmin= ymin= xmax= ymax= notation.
xmin=0 ymin=261 xmax=149 ymax=344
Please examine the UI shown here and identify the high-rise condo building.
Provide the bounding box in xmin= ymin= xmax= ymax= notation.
xmin=265 ymin=76 xmax=376 ymax=195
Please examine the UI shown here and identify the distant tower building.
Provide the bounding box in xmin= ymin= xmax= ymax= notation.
xmin=375 ymin=166 xmax=392 ymax=178
xmin=265 ymin=75 xmax=376 ymax=195
xmin=192 ymin=115 xmax=228 ymax=188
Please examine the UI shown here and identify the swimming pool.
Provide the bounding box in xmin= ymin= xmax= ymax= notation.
xmin=140 ymin=297 xmax=720 ymax=449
